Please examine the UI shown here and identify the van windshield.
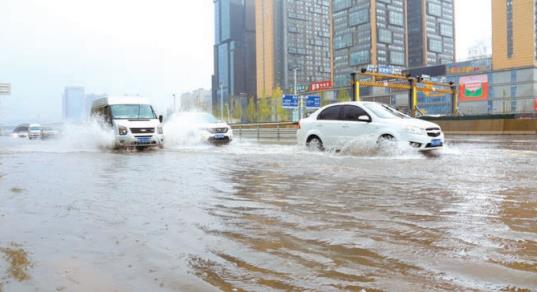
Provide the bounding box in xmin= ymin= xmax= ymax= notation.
xmin=110 ymin=104 xmax=156 ymax=120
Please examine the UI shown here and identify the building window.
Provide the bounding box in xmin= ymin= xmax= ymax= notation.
xmin=349 ymin=9 xmax=369 ymax=26
xmin=378 ymin=28 xmax=392 ymax=44
xmin=428 ymin=38 xmax=443 ymax=53
xmin=427 ymin=2 xmax=442 ymax=17
xmin=350 ymin=50 xmax=370 ymax=66
xmin=389 ymin=11 xmax=404 ymax=26
xmin=440 ymin=23 xmax=453 ymax=37
xmin=390 ymin=51 xmax=405 ymax=65
xmin=507 ymin=0 xmax=513 ymax=58
xmin=334 ymin=33 xmax=353 ymax=49
xmin=333 ymin=0 xmax=352 ymax=12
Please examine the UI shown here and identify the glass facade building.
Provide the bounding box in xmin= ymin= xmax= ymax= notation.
xmin=213 ymin=0 xmax=257 ymax=110
xmin=63 ymin=86 xmax=85 ymax=122
xmin=332 ymin=0 xmax=407 ymax=88
xmin=407 ymin=0 xmax=455 ymax=68
xmin=256 ymin=0 xmax=331 ymax=97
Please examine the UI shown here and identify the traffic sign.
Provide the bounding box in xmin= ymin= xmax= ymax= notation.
xmin=306 ymin=96 xmax=321 ymax=109
xmin=282 ymin=95 xmax=298 ymax=109
xmin=0 ymin=83 xmax=10 ymax=95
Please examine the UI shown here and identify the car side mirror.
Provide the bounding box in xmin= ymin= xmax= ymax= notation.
xmin=159 ymin=115 xmax=163 ymax=123
xmin=358 ymin=115 xmax=371 ymax=122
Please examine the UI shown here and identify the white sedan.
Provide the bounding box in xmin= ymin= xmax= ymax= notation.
xmin=169 ymin=112 xmax=233 ymax=145
xmin=297 ymin=102 xmax=444 ymax=151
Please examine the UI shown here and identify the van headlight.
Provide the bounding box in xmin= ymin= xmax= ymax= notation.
xmin=405 ymin=126 xmax=426 ymax=135
xmin=157 ymin=126 xmax=163 ymax=134
xmin=118 ymin=126 xmax=128 ymax=135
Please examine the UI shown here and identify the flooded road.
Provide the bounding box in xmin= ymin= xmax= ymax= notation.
xmin=0 ymin=135 xmax=536 ymax=291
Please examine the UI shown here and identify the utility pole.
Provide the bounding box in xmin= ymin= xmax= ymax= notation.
xmin=351 ymin=73 xmax=358 ymax=101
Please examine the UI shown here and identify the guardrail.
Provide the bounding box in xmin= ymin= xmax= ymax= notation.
xmin=231 ymin=122 xmax=298 ymax=142
xmin=231 ymin=117 xmax=537 ymax=137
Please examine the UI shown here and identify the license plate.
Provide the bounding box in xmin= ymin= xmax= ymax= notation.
xmin=431 ymin=139 xmax=443 ymax=147
xmin=137 ymin=137 xmax=151 ymax=144
xmin=214 ymin=134 xmax=225 ymax=139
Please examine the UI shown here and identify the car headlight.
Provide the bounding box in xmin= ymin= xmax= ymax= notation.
xmin=405 ymin=126 xmax=426 ymax=135
xmin=118 ymin=126 xmax=128 ymax=135
xmin=157 ymin=127 xmax=163 ymax=134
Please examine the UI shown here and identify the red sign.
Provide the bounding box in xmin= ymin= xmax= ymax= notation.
xmin=534 ymin=98 xmax=537 ymax=111
xmin=459 ymin=75 xmax=489 ymax=102
xmin=309 ymin=80 xmax=332 ymax=92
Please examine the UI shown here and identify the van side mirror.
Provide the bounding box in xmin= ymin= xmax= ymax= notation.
xmin=358 ymin=115 xmax=371 ymax=122
xmin=159 ymin=115 xmax=163 ymax=123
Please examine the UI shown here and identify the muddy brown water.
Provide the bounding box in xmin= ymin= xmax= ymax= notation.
xmin=0 ymin=136 xmax=536 ymax=291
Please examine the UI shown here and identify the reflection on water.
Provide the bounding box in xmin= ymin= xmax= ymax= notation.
xmin=0 ymin=136 xmax=536 ymax=291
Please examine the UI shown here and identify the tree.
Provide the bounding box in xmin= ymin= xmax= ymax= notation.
xmin=321 ymin=91 xmax=331 ymax=107
xmin=257 ymin=97 xmax=272 ymax=122
xmin=337 ymin=89 xmax=351 ymax=102
xmin=271 ymin=86 xmax=289 ymax=122
xmin=231 ymin=97 xmax=242 ymax=122
xmin=246 ymin=97 xmax=256 ymax=123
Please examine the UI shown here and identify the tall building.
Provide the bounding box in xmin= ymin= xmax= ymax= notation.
xmin=332 ymin=0 xmax=407 ymax=87
xmin=407 ymin=0 xmax=455 ymax=68
xmin=212 ymin=0 xmax=257 ymax=111
xmin=256 ymin=0 xmax=332 ymax=97
xmin=492 ymin=0 xmax=537 ymax=70
xmin=62 ymin=86 xmax=85 ymax=121
xmin=85 ymin=93 xmax=106 ymax=117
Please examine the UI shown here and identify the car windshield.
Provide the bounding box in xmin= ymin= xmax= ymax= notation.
xmin=181 ymin=113 xmax=218 ymax=124
xmin=110 ymin=104 xmax=156 ymax=120
xmin=30 ymin=127 xmax=41 ymax=131
xmin=362 ymin=103 xmax=408 ymax=119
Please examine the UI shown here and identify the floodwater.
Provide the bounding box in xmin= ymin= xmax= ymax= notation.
xmin=0 ymin=131 xmax=536 ymax=291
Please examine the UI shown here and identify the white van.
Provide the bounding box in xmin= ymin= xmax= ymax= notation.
xmin=91 ymin=96 xmax=164 ymax=149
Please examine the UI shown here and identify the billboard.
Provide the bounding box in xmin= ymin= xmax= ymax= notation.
xmin=459 ymin=75 xmax=488 ymax=102
xmin=447 ymin=59 xmax=492 ymax=75
xmin=310 ymin=80 xmax=332 ymax=92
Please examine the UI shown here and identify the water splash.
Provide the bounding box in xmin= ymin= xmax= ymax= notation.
xmin=1 ymin=120 xmax=115 ymax=153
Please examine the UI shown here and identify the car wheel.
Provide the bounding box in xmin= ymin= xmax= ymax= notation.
xmin=306 ymin=136 xmax=324 ymax=151
xmin=377 ymin=134 xmax=395 ymax=148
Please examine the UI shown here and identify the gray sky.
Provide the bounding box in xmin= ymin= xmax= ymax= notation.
xmin=0 ymin=0 xmax=491 ymax=124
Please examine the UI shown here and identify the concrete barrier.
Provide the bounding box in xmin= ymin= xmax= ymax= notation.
xmin=423 ymin=117 xmax=537 ymax=135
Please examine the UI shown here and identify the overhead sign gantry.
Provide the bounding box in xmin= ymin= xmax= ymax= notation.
xmin=351 ymin=69 xmax=458 ymax=117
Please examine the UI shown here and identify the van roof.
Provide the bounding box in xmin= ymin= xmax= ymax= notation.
xmin=92 ymin=96 xmax=151 ymax=107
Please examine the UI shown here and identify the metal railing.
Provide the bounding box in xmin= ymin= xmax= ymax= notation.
xmin=231 ymin=122 xmax=298 ymax=143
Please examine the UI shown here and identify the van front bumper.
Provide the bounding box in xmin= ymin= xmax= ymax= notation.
xmin=115 ymin=134 xmax=165 ymax=147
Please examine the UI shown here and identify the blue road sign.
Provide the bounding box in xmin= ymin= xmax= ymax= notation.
xmin=282 ymin=95 xmax=298 ymax=108
xmin=306 ymin=95 xmax=321 ymax=109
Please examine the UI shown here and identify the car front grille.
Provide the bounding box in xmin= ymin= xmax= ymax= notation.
xmin=426 ymin=127 xmax=442 ymax=137
xmin=210 ymin=128 xmax=228 ymax=134
xmin=130 ymin=128 xmax=155 ymax=134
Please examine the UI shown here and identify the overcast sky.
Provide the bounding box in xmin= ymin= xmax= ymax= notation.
xmin=0 ymin=0 xmax=491 ymax=124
